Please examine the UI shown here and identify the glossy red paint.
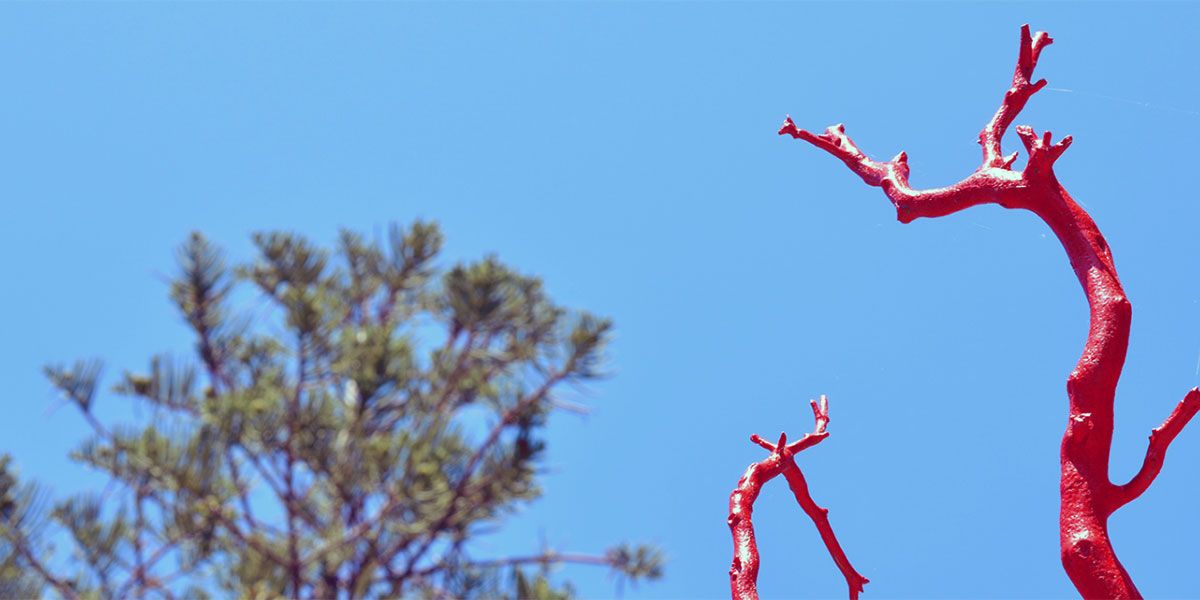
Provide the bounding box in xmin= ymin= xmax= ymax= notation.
xmin=727 ymin=396 xmax=867 ymax=600
xmin=780 ymin=24 xmax=1200 ymax=599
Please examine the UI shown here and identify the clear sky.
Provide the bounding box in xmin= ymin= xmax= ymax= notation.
xmin=2 ymin=2 xmax=1199 ymax=598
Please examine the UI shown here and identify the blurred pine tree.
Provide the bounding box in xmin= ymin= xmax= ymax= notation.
xmin=0 ymin=221 xmax=662 ymax=599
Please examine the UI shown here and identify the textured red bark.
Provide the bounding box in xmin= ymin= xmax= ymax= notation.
xmin=727 ymin=397 xmax=867 ymax=600
xmin=780 ymin=25 xmax=1200 ymax=599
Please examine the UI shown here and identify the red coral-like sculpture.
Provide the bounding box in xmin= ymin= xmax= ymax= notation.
xmin=781 ymin=24 xmax=1200 ymax=599
xmin=727 ymin=396 xmax=868 ymax=600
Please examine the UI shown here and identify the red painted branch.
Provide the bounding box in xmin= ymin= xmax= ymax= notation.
xmin=1111 ymin=388 xmax=1200 ymax=511
xmin=727 ymin=397 xmax=867 ymax=600
xmin=779 ymin=463 xmax=868 ymax=599
xmin=980 ymin=25 xmax=1053 ymax=169
xmin=728 ymin=453 xmax=780 ymax=600
xmin=781 ymin=24 xmax=1197 ymax=599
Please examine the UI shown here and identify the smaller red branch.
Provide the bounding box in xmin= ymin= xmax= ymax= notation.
xmin=727 ymin=397 xmax=867 ymax=600
xmin=980 ymin=25 xmax=1052 ymax=169
xmin=1111 ymin=387 xmax=1200 ymax=511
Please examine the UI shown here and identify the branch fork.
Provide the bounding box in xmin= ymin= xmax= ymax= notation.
xmin=727 ymin=396 xmax=867 ymax=600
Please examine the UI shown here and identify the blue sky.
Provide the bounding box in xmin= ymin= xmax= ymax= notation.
xmin=2 ymin=2 xmax=1199 ymax=598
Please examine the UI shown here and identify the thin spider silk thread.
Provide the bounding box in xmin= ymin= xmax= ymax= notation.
xmin=1046 ymin=87 xmax=1200 ymax=117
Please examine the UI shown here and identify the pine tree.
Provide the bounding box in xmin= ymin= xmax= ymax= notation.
xmin=0 ymin=221 xmax=662 ymax=599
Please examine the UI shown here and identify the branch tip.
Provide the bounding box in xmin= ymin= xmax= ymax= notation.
xmin=750 ymin=434 xmax=773 ymax=452
xmin=813 ymin=395 xmax=830 ymax=431
xmin=1001 ymin=151 xmax=1019 ymax=169
xmin=778 ymin=116 xmax=802 ymax=138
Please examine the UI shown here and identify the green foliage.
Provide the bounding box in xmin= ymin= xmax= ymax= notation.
xmin=0 ymin=456 xmax=47 ymax=599
xmin=514 ymin=570 xmax=573 ymax=600
xmin=1 ymin=222 xmax=662 ymax=599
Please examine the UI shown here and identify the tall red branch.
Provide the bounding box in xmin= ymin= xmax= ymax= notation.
xmin=781 ymin=24 xmax=1199 ymax=598
xmin=727 ymin=396 xmax=867 ymax=600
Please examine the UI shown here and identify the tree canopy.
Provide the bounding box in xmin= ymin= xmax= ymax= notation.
xmin=0 ymin=221 xmax=662 ymax=599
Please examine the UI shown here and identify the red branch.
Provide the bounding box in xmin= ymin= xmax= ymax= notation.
xmin=727 ymin=396 xmax=867 ymax=600
xmin=781 ymin=24 xmax=1198 ymax=598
